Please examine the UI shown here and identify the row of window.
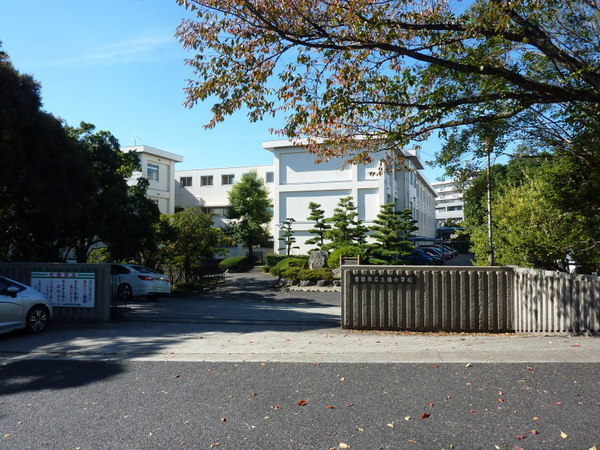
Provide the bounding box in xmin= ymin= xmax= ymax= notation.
xmin=179 ymin=172 xmax=274 ymax=188
xmin=436 ymin=205 xmax=464 ymax=212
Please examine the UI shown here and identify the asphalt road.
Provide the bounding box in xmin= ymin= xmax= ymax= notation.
xmin=1 ymin=360 xmax=598 ymax=449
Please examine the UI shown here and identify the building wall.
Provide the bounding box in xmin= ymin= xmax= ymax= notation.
xmin=122 ymin=145 xmax=183 ymax=215
xmin=263 ymin=140 xmax=437 ymax=255
xmin=432 ymin=180 xmax=465 ymax=226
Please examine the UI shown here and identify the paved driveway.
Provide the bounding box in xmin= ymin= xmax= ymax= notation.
xmin=114 ymin=270 xmax=341 ymax=327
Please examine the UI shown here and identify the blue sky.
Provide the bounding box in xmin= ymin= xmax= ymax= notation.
xmin=1 ymin=0 xmax=444 ymax=179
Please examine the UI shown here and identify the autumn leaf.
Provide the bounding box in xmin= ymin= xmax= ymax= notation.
xmin=297 ymin=400 xmax=308 ymax=406
xmin=326 ymin=406 xmax=336 ymax=409
xmin=339 ymin=443 xmax=351 ymax=449
xmin=572 ymin=344 xmax=581 ymax=347
xmin=431 ymin=363 xmax=440 ymax=368
xmin=515 ymin=435 xmax=526 ymax=440
xmin=529 ymin=430 xmax=539 ymax=435
xmin=387 ymin=423 xmax=395 ymax=428
xmin=560 ymin=431 xmax=568 ymax=438
xmin=346 ymin=403 xmax=354 ymax=407
xmin=404 ymin=416 xmax=412 ymax=421
xmin=497 ymin=398 xmax=505 ymax=402
xmin=554 ymin=401 xmax=563 ymax=406
xmin=209 ymin=443 xmax=220 ymax=448
xmin=421 ymin=413 xmax=430 ymax=419
xmin=469 ymin=409 xmax=476 ymax=413
xmin=173 ymin=374 xmax=181 ymax=378
xmin=465 ymin=363 xmax=472 ymax=368
xmin=271 ymin=405 xmax=282 ymax=410
xmin=428 ymin=402 xmax=435 ymax=408
xmin=220 ymin=417 xmax=227 ymax=422
xmin=527 ymin=367 xmax=534 ymax=371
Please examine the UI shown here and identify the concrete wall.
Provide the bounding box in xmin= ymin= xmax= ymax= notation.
xmin=342 ymin=265 xmax=600 ymax=334
xmin=0 ymin=263 xmax=111 ymax=322
xmin=514 ymin=267 xmax=600 ymax=334
xmin=341 ymin=266 xmax=514 ymax=332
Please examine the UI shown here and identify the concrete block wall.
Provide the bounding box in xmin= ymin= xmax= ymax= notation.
xmin=0 ymin=263 xmax=111 ymax=322
xmin=341 ymin=266 xmax=513 ymax=332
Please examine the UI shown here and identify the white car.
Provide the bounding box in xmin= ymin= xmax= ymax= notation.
xmin=0 ymin=276 xmax=53 ymax=334
xmin=111 ymin=264 xmax=172 ymax=301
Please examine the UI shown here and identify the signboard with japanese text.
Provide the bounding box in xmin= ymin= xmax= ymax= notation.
xmin=30 ymin=272 xmax=95 ymax=308
xmin=349 ymin=274 xmax=417 ymax=284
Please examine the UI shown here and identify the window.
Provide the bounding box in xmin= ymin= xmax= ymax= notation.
xmin=201 ymin=175 xmax=213 ymax=186
xmin=221 ymin=174 xmax=235 ymax=185
xmin=265 ymin=171 xmax=274 ymax=183
xmin=147 ymin=163 xmax=159 ymax=182
xmin=180 ymin=176 xmax=192 ymax=187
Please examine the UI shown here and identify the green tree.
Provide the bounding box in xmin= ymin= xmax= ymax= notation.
xmin=323 ymin=196 xmax=367 ymax=251
xmin=176 ymin=0 xmax=600 ymax=169
xmin=65 ymin=122 xmax=160 ymax=262
xmin=278 ymin=218 xmax=299 ymax=256
xmin=305 ymin=202 xmax=331 ymax=251
xmin=158 ymin=208 xmax=229 ymax=284
xmin=366 ymin=204 xmax=417 ymax=265
xmin=0 ymin=47 xmax=91 ymax=261
xmin=470 ymin=176 xmax=587 ymax=271
xmin=226 ymin=170 xmax=273 ymax=257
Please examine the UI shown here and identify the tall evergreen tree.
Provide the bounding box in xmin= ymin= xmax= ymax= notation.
xmin=323 ymin=196 xmax=367 ymax=251
xmin=305 ymin=202 xmax=331 ymax=251
xmin=277 ymin=218 xmax=298 ymax=256
xmin=226 ymin=170 xmax=272 ymax=257
xmin=367 ymin=204 xmax=417 ymax=265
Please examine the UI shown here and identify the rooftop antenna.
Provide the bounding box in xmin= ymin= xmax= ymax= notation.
xmin=133 ymin=131 xmax=140 ymax=146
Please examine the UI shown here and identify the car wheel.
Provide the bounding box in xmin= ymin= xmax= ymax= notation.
xmin=117 ymin=283 xmax=133 ymax=301
xmin=26 ymin=305 xmax=49 ymax=333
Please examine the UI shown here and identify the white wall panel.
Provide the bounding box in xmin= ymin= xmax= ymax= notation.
xmin=280 ymin=152 xmax=352 ymax=184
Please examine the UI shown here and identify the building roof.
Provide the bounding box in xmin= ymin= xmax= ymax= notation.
xmin=121 ymin=145 xmax=184 ymax=163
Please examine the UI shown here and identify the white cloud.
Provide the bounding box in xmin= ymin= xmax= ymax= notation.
xmin=50 ymin=34 xmax=176 ymax=67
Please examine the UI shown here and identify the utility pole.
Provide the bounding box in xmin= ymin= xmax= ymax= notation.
xmin=486 ymin=140 xmax=495 ymax=266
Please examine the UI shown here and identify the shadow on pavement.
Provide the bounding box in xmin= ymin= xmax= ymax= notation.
xmin=114 ymin=271 xmax=341 ymax=327
xmin=0 ymin=359 xmax=124 ymax=396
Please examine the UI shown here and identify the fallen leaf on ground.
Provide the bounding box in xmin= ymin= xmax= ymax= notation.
xmin=515 ymin=435 xmax=526 ymax=440
xmin=326 ymin=406 xmax=336 ymax=409
xmin=271 ymin=405 xmax=282 ymax=410
xmin=339 ymin=443 xmax=351 ymax=449
xmin=173 ymin=374 xmax=181 ymax=378
xmin=421 ymin=413 xmax=431 ymax=419
xmin=339 ymin=377 xmax=346 ymax=381
xmin=465 ymin=363 xmax=472 ymax=368
xmin=387 ymin=423 xmax=395 ymax=428
xmin=529 ymin=430 xmax=539 ymax=435
xmin=346 ymin=403 xmax=354 ymax=407
xmin=404 ymin=416 xmax=411 ymax=421
xmin=527 ymin=367 xmax=534 ymax=371
xmin=220 ymin=417 xmax=226 ymax=422
xmin=497 ymin=398 xmax=505 ymax=402
xmin=533 ymin=417 xmax=540 ymax=420
xmin=554 ymin=401 xmax=563 ymax=405
xmin=572 ymin=344 xmax=581 ymax=347
xmin=469 ymin=409 xmax=476 ymax=413
xmin=355 ymin=427 xmax=364 ymax=432
xmin=209 ymin=443 xmax=220 ymax=448
xmin=431 ymin=363 xmax=440 ymax=368
xmin=560 ymin=431 xmax=568 ymax=438
xmin=297 ymin=400 xmax=308 ymax=406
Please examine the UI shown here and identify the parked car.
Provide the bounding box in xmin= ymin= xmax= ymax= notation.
xmin=0 ymin=276 xmax=53 ymax=334
xmin=418 ymin=247 xmax=445 ymax=265
xmin=111 ymin=264 xmax=172 ymax=301
xmin=441 ymin=245 xmax=458 ymax=258
xmin=422 ymin=245 xmax=452 ymax=261
xmin=407 ymin=248 xmax=435 ymax=265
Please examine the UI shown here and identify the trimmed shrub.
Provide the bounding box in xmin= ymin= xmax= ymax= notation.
xmin=218 ymin=256 xmax=252 ymax=272
xmin=298 ymin=268 xmax=334 ymax=282
xmin=270 ymin=257 xmax=308 ymax=277
xmin=280 ymin=266 xmax=304 ymax=282
xmin=327 ymin=246 xmax=365 ymax=269
xmin=265 ymin=253 xmax=308 ymax=268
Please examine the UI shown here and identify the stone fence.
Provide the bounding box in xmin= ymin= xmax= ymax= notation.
xmin=0 ymin=263 xmax=111 ymax=322
xmin=341 ymin=265 xmax=599 ymax=334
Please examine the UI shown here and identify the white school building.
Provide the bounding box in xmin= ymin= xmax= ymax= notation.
xmin=173 ymin=139 xmax=437 ymax=256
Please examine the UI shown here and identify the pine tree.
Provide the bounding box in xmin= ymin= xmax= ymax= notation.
xmin=367 ymin=204 xmax=417 ymax=265
xmin=278 ymin=218 xmax=298 ymax=256
xmin=305 ymin=202 xmax=331 ymax=251
xmin=323 ymin=196 xmax=367 ymax=251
